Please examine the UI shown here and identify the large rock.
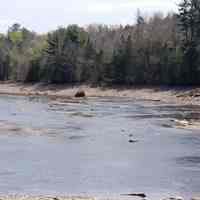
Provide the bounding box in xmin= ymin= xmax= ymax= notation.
xmin=75 ymin=90 xmax=86 ymax=98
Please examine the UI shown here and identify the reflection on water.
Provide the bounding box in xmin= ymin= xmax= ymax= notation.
xmin=0 ymin=95 xmax=199 ymax=199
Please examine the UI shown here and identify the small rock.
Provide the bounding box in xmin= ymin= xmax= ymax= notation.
xmin=194 ymin=94 xmax=200 ymax=98
xmin=75 ymin=90 xmax=86 ymax=98
xmin=121 ymin=193 xmax=146 ymax=198
xmin=162 ymin=123 xmax=173 ymax=128
xmin=129 ymin=139 xmax=138 ymax=143
xmin=175 ymin=119 xmax=189 ymax=126
xmin=129 ymin=134 xmax=133 ymax=137
xmin=192 ymin=197 xmax=200 ymax=200
xmin=170 ymin=197 xmax=184 ymax=200
xmin=163 ymin=196 xmax=184 ymax=200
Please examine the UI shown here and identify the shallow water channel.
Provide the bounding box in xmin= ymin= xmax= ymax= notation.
xmin=0 ymin=95 xmax=200 ymax=199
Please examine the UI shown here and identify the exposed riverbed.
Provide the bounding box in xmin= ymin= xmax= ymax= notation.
xmin=0 ymin=95 xmax=200 ymax=200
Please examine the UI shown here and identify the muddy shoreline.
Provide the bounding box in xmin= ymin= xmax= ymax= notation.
xmin=0 ymin=83 xmax=200 ymax=105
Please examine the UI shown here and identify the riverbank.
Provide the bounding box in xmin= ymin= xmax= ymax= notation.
xmin=1 ymin=82 xmax=200 ymax=130
xmin=0 ymin=83 xmax=200 ymax=105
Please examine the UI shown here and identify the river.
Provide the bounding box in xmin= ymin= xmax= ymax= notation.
xmin=0 ymin=95 xmax=199 ymax=199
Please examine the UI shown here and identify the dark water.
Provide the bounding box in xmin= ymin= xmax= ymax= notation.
xmin=0 ymin=95 xmax=200 ymax=199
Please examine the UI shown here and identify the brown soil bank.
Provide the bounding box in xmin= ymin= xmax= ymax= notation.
xmin=0 ymin=83 xmax=200 ymax=105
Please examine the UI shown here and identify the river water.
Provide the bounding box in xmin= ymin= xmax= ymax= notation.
xmin=0 ymin=95 xmax=199 ymax=199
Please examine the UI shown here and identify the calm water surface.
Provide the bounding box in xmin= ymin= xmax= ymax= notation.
xmin=0 ymin=95 xmax=200 ymax=199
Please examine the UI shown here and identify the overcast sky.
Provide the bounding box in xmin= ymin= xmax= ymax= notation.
xmin=0 ymin=0 xmax=180 ymax=33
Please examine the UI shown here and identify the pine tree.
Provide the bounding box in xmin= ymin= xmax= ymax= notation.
xmin=178 ymin=0 xmax=200 ymax=84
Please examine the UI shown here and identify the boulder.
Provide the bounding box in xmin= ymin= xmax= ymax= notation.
xmin=75 ymin=90 xmax=86 ymax=98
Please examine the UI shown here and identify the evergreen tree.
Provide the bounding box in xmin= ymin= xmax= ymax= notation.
xmin=178 ymin=0 xmax=200 ymax=84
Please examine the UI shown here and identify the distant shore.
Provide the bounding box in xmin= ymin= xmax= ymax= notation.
xmin=0 ymin=82 xmax=200 ymax=105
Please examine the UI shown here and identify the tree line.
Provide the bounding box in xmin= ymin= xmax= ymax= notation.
xmin=0 ymin=0 xmax=200 ymax=86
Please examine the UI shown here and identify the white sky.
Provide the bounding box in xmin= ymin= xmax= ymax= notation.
xmin=0 ymin=0 xmax=181 ymax=33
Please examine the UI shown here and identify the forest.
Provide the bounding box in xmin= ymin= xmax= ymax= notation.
xmin=0 ymin=0 xmax=200 ymax=86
